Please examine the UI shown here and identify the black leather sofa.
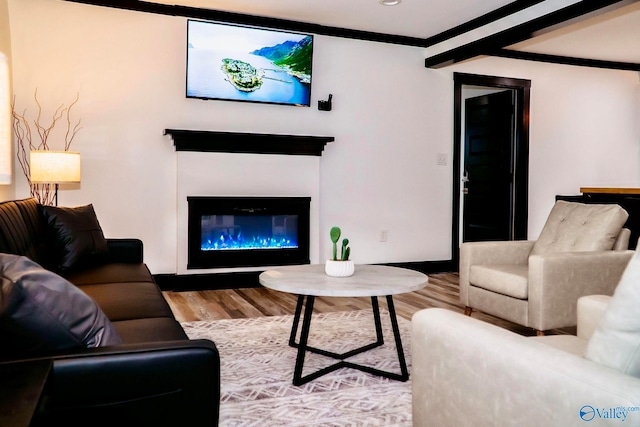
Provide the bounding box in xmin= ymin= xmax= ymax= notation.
xmin=0 ymin=198 xmax=220 ymax=426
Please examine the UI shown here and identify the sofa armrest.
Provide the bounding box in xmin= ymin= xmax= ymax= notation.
xmin=37 ymin=339 xmax=220 ymax=426
xmin=459 ymin=240 xmax=535 ymax=306
xmin=106 ymin=238 xmax=143 ymax=264
xmin=577 ymin=295 xmax=612 ymax=340
xmin=412 ymin=308 xmax=640 ymax=427
xmin=528 ymin=250 xmax=633 ymax=331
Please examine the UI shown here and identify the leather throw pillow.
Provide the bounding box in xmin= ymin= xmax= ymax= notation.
xmin=40 ymin=203 xmax=109 ymax=271
xmin=0 ymin=253 xmax=121 ymax=358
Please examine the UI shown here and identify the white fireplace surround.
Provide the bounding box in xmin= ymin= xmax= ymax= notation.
xmin=176 ymin=150 xmax=321 ymax=275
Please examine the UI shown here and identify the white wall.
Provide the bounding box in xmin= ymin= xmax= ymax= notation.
xmin=317 ymin=37 xmax=453 ymax=265
xmin=7 ymin=0 xmax=640 ymax=274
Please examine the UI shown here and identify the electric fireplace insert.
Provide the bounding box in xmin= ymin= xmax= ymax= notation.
xmin=187 ymin=196 xmax=311 ymax=269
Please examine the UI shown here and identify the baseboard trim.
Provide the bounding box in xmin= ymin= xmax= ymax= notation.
xmin=384 ymin=260 xmax=456 ymax=275
xmin=154 ymin=271 xmax=263 ymax=292
xmin=154 ymin=260 xmax=456 ymax=292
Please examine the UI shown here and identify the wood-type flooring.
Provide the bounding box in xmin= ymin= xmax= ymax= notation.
xmin=163 ymin=272 xmax=574 ymax=336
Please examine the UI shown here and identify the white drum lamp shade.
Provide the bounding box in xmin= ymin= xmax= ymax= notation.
xmin=0 ymin=52 xmax=11 ymax=185
xmin=30 ymin=151 xmax=81 ymax=184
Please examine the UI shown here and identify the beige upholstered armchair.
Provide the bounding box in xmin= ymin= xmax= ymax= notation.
xmin=460 ymin=201 xmax=633 ymax=334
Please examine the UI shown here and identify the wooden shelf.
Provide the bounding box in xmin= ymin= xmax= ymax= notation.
xmin=580 ymin=187 xmax=640 ymax=195
xmin=164 ymin=129 xmax=334 ymax=156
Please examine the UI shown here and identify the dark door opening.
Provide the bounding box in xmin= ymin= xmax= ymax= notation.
xmin=452 ymin=73 xmax=531 ymax=267
xmin=463 ymin=90 xmax=515 ymax=242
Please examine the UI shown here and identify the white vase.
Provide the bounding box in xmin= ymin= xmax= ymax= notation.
xmin=325 ymin=259 xmax=355 ymax=277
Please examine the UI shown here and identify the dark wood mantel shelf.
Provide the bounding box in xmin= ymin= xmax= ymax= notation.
xmin=164 ymin=129 xmax=334 ymax=156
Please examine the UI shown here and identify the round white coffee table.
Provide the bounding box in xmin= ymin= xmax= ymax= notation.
xmin=259 ymin=264 xmax=428 ymax=385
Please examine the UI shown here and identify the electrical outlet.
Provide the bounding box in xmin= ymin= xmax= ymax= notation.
xmin=380 ymin=230 xmax=388 ymax=242
xmin=436 ymin=153 xmax=448 ymax=166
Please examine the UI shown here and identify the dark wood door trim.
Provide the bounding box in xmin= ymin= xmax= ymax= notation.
xmin=452 ymin=73 xmax=531 ymax=267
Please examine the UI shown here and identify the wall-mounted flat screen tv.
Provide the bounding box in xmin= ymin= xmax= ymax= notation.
xmin=186 ymin=20 xmax=313 ymax=107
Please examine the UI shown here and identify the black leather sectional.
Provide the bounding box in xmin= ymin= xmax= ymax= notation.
xmin=0 ymin=198 xmax=220 ymax=426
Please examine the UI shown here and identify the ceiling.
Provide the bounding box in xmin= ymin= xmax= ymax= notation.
xmin=510 ymin=1 xmax=640 ymax=63
xmin=70 ymin=0 xmax=640 ymax=69
xmin=149 ymin=0 xmax=516 ymax=40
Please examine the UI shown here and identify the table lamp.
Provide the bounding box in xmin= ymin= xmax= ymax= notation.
xmin=30 ymin=150 xmax=81 ymax=206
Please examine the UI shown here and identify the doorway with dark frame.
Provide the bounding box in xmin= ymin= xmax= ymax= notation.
xmin=452 ymin=73 xmax=531 ymax=267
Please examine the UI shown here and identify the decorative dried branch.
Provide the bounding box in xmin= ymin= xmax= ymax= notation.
xmin=11 ymin=105 xmax=31 ymax=182
xmin=65 ymin=93 xmax=82 ymax=151
xmin=11 ymin=90 xmax=82 ymax=205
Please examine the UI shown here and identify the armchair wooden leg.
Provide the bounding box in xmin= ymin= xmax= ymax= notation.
xmin=464 ymin=307 xmax=473 ymax=316
xmin=536 ymin=330 xmax=545 ymax=336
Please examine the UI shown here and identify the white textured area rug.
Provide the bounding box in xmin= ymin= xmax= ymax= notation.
xmin=182 ymin=309 xmax=412 ymax=427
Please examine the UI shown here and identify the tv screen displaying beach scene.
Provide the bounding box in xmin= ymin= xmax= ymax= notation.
xmin=186 ymin=20 xmax=313 ymax=107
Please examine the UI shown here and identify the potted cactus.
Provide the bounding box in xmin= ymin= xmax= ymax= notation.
xmin=325 ymin=226 xmax=354 ymax=277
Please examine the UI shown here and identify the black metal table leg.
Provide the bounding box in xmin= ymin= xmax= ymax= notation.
xmin=293 ymin=295 xmax=316 ymax=385
xmin=386 ymin=295 xmax=409 ymax=381
xmin=371 ymin=296 xmax=384 ymax=345
xmin=289 ymin=294 xmax=305 ymax=347
xmin=288 ymin=294 xmax=408 ymax=385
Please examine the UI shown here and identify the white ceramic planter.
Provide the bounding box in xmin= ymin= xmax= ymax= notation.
xmin=325 ymin=259 xmax=355 ymax=277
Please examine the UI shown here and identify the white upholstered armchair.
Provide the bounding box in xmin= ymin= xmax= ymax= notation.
xmin=413 ymin=244 xmax=640 ymax=426
xmin=460 ymin=201 xmax=633 ymax=334
xmin=412 ymin=296 xmax=640 ymax=426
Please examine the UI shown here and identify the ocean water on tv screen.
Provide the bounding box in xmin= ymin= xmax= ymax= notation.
xmin=187 ymin=49 xmax=310 ymax=105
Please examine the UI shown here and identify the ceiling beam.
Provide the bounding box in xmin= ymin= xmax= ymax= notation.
xmin=423 ymin=0 xmax=546 ymax=46
xmin=425 ymin=0 xmax=638 ymax=68
xmin=489 ymin=48 xmax=640 ymax=71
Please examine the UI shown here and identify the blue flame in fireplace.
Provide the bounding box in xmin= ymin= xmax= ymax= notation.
xmin=201 ymin=214 xmax=299 ymax=251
